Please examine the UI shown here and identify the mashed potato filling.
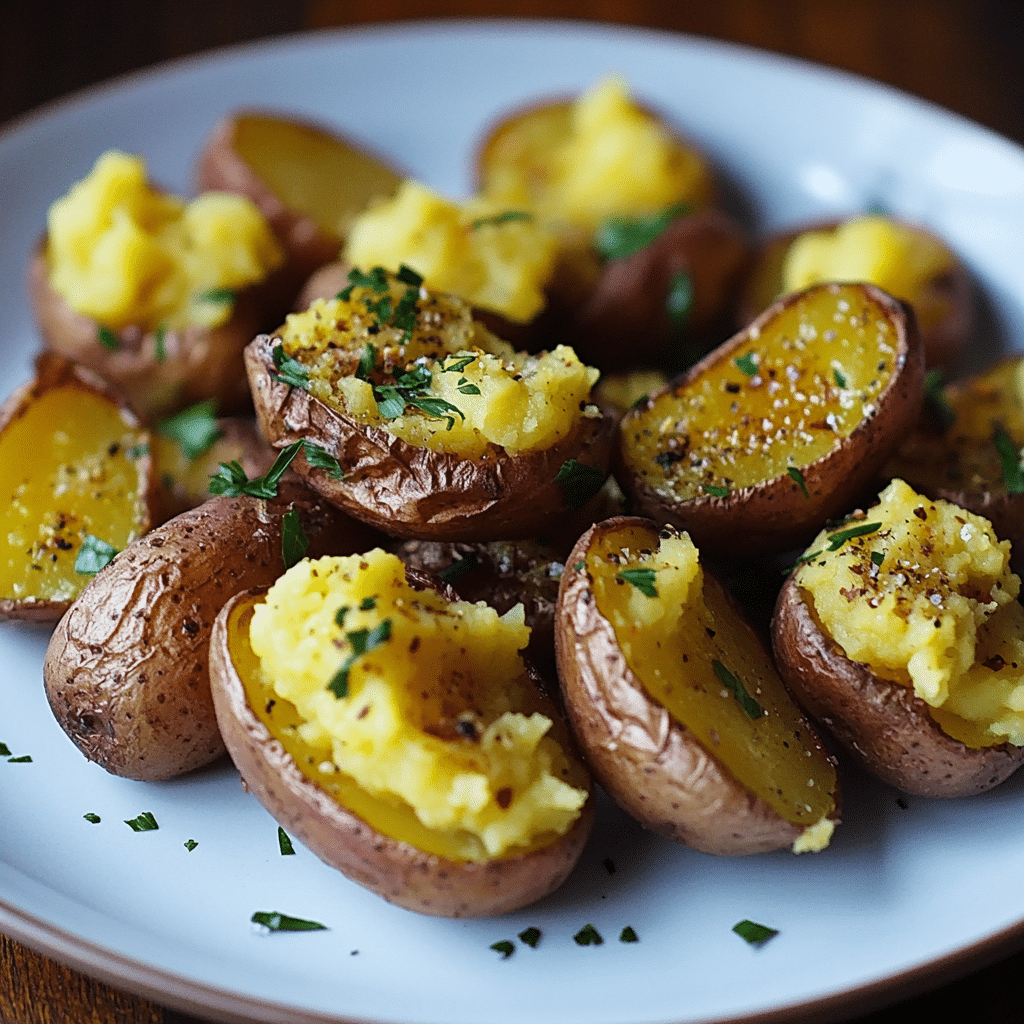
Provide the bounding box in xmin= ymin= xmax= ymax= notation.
xmin=279 ymin=281 xmax=600 ymax=458
xmin=798 ymin=478 xmax=1024 ymax=746
xmin=248 ymin=551 xmax=588 ymax=860
xmin=46 ymin=149 xmax=283 ymax=332
xmin=345 ymin=180 xmax=558 ymax=323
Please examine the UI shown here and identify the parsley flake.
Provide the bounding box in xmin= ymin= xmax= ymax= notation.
xmin=442 ymin=355 xmax=476 ymax=374
xmin=75 ymin=535 xmax=119 ymax=575
xmin=595 ymin=202 xmax=691 ymax=261
xmin=871 ymin=551 xmax=885 ymax=566
xmin=787 ymin=466 xmax=810 ymax=500
xmin=490 ymin=939 xmax=515 ymax=959
xmin=7 ymin=755 xmax=32 ymax=763
xmin=154 ymin=324 xmax=167 ymax=361
xmin=208 ymin=440 xmax=304 ymax=498
xmin=329 ymin=620 xmax=393 ymax=698
xmin=471 ymin=210 xmax=534 ymax=230
xmin=0 ymin=743 xmax=11 ymax=756
xmin=278 ymin=827 xmax=296 ymax=856
xmin=833 ymin=367 xmax=848 ymax=388
xmin=734 ymin=352 xmax=759 ymax=377
xmin=732 ymin=919 xmax=778 ymax=946
xmin=826 ymin=522 xmax=882 ymax=551
xmin=619 ymin=926 xmax=639 ymax=943
xmin=712 ymin=660 xmax=764 ymax=720
xmin=98 ymin=325 xmax=119 ymax=351
xmin=439 ymin=554 xmax=479 ymax=585
xmin=617 ymin=567 xmax=658 ymax=598
xmin=994 ymin=429 xmax=1024 ymax=494
xmin=83 ymin=812 xmax=101 ymax=823
xmin=251 ymin=911 xmax=327 ymax=933
xmin=924 ymin=368 xmax=956 ymax=432
xmin=157 ymin=400 xmax=222 ymax=460
xmin=518 ymin=927 xmax=542 ymax=948
xmin=194 ymin=287 xmax=235 ymax=304
xmin=573 ymin=924 xmax=604 ymax=946
xmin=271 ymin=345 xmax=310 ymax=389
xmin=281 ymin=509 xmax=308 ymax=569
xmin=704 ymin=483 xmax=730 ymax=498
xmin=124 ymin=811 xmax=159 ymax=832
xmin=184 ymin=839 xmax=198 ymax=852
xmin=556 ymin=459 xmax=605 ymax=510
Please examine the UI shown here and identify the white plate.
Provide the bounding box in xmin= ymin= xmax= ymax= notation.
xmin=3 ymin=18 xmax=1024 ymax=1024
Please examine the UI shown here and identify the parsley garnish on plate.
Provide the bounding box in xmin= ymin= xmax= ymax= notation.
xmin=271 ymin=344 xmax=311 ymax=389
xmin=156 ymin=400 xmax=222 ymax=459
xmin=251 ymin=911 xmax=327 ymax=932
xmin=281 ymin=509 xmax=307 ymax=569
xmin=184 ymin=839 xmax=198 ymax=852
xmin=490 ymin=939 xmax=515 ymax=959
xmin=518 ymin=927 xmax=542 ymax=948
xmin=619 ymin=926 xmax=639 ymax=943
xmin=83 ymin=812 xmax=101 ymax=823
xmin=278 ymin=827 xmax=296 ymax=856
xmin=732 ymin=919 xmax=778 ymax=946
xmin=787 ymin=466 xmax=810 ymax=500
xmin=573 ymin=923 xmax=604 ymax=946
xmin=712 ymin=660 xmax=764 ymax=720
xmin=124 ymin=811 xmax=159 ymax=832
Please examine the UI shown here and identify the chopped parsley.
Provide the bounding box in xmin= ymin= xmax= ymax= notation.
xmin=7 ymin=755 xmax=32 ymax=763
xmin=281 ymin=508 xmax=308 ymax=569
xmin=573 ymin=923 xmax=604 ymax=946
xmin=994 ymin=429 xmax=1024 ymax=493
xmin=154 ymin=324 xmax=167 ymax=362
xmin=194 ymin=287 xmax=236 ymax=304
xmin=518 ymin=927 xmax=542 ymax=948
xmin=184 ymin=839 xmax=198 ymax=852
xmin=359 ymin=596 xmax=377 ymax=610
xmin=0 ymin=743 xmax=9 ymax=756
xmin=456 ymin=377 xmax=481 ymax=396
xmin=338 ymin=265 xmax=423 ymax=342
xmin=278 ymin=827 xmax=296 ymax=856
xmin=370 ymin=363 xmax=464 ymax=428
xmin=734 ymin=351 xmax=759 ymax=377
xmin=732 ymin=919 xmax=778 ymax=946
xmin=439 ymin=554 xmax=478 ymax=585
xmin=826 ymin=521 xmax=882 ymax=551
xmin=470 ymin=210 xmax=533 ymax=230
xmin=594 ymin=202 xmax=691 ymax=261
xmin=871 ymin=550 xmax=885 ymax=566
xmin=75 ymin=535 xmax=119 ymax=575
xmin=209 ymin=439 xmax=337 ymax=498
xmin=124 ymin=811 xmax=159 ymax=832
xmin=251 ymin=911 xmax=327 ymax=933
xmin=271 ymin=344 xmax=311 ymax=389
xmin=617 ymin=567 xmax=658 ymax=598
xmin=328 ymin=620 xmax=393 ymax=698
xmin=787 ymin=466 xmax=810 ymax=500
xmin=833 ymin=367 xmax=847 ymax=388
xmin=704 ymin=483 xmax=729 ymax=498
xmin=666 ymin=271 xmax=693 ymax=332
xmin=619 ymin=926 xmax=639 ymax=943
xmin=97 ymin=325 xmax=119 ymax=351
xmin=442 ymin=355 xmax=476 ymax=374
xmin=83 ymin=812 xmax=101 ymax=823
xmin=490 ymin=939 xmax=515 ymax=959
xmin=923 ymin=368 xmax=956 ymax=432
xmin=712 ymin=660 xmax=764 ymax=720
xmin=556 ymin=459 xmax=605 ymax=510
xmin=156 ymin=400 xmax=222 ymax=460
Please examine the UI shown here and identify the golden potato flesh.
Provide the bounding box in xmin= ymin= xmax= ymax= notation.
xmin=556 ymin=517 xmax=839 ymax=855
xmin=617 ymin=282 xmax=924 ymax=554
xmin=0 ymin=358 xmax=154 ymax=621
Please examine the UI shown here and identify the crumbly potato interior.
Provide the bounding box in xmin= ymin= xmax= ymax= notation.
xmin=621 ymin=282 xmax=898 ymax=499
xmin=279 ymin=281 xmax=600 ymax=458
xmin=797 ymin=478 xmax=1024 ymax=746
xmin=246 ymin=550 xmax=588 ymax=861
xmin=480 ymin=77 xmax=713 ymax=237
xmin=345 ymin=180 xmax=559 ymax=323
xmin=0 ymin=384 xmax=150 ymax=605
xmin=887 ymin=356 xmax=1024 ymax=496
xmin=781 ymin=216 xmax=954 ymax=337
xmin=587 ymin=521 xmax=837 ymax=847
xmin=46 ymin=150 xmax=283 ymax=332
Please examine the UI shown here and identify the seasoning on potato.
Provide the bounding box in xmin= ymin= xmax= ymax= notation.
xmin=0 ymin=354 xmax=156 ymax=622
xmin=772 ymin=478 xmax=1024 ymax=797
xmin=556 ymin=516 xmax=840 ymax=856
xmin=616 ymin=281 xmax=925 ymax=555
xmin=30 ymin=149 xmax=286 ymax=419
xmin=209 ymin=549 xmax=593 ymax=917
xmin=245 ymin=266 xmax=612 ymax=540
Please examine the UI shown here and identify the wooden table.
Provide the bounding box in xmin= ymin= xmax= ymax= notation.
xmin=2 ymin=2 xmax=1022 ymax=1021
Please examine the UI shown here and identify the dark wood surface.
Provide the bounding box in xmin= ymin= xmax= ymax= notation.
xmin=2 ymin=2 xmax=1023 ymax=1022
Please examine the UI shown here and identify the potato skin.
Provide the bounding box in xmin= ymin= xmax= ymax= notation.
xmin=210 ymin=589 xmax=594 ymax=918
xmin=43 ymin=488 xmax=380 ymax=781
xmin=771 ymin=574 xmax=1024 ymax=797
xmin=616 ymin=283 xmax=925 ymax=556
xmin=556 ymin=517 xmax=815 ymax=855
xmin=245 ymin=333 xmax=614 ymax=541
xmin=28 ymin=242 xmax=268 ymax=421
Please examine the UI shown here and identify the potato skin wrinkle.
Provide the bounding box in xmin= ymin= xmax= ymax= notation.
xmin=43 ymin=489 xmax=378 ymax=781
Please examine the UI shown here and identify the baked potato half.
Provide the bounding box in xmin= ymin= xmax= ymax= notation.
xmin=0 ymin=354 xmax=156 ymax=622
xmin=772 ymin=479 xmax=1024 ymax=797
xmin=209 ymin=550 xmax=593 ymax=917
xmin=556 ymin=517 xmax=839 ymax=855
xmin=246 ymin=270 xmax=612 ymax=541
xmin=43 ymin=486 xmax=379 ymax=781
xmin=616 ymin=281 xmax=925 ymax=556
xmin=739 ymin=215 xmax=973 ymax=369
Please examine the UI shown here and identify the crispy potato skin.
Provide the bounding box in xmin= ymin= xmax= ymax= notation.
xmin=567 ymin=210 xmax=751 ymax=373
xmin=738 ymin=220 xmax=974 ymax=370
xmin=245 ymin=333 xmax=614 ymax=541
xmin=556 ymin=517 xmax=813 ymax=855
xmin=0 ymin=354 xmax=157 ymax=623
xmin=210 ymin=589 xmax=594 ymax=917
xmin=28 ymin=243 xmax=269 ymax=421
xmin=771 ymin=574 xmax=1024 ymax=797
xmin=43 ymin=488 xmax=380 ymax=781
xmin=616 ymin=284 xmax=925 ymax=556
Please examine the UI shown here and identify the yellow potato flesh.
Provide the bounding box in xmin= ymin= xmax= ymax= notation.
xmin=0 ymin=385 xmax=150 ymax=604
xmin=625 ymin=283 xmax=898 ymax=499
xmin=231 ymin=114 xmax=403 ymax=238
xmin=588 ymin=521 xmax=837 ymax=828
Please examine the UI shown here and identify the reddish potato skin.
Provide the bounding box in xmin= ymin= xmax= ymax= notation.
xmin=210 ymin=589 xmax=594 ymax=918
xmin=566 ymin=210 xmax=752 ymax=373
xmin=771 ymin=574 xmax=1024 ymax=797
xmin=244 ymin=333 xmax=614 ymax=541
xmin=556 ymin=517 xmax=816 ymax=855
xmin=43 ymin=488 xmax=380 ymax=782
xmin=28 ymin=243 xmax=270 ymax=421
xmin=616 ymin=284 xmax=925 ymax=557
xmin=738 ymin=220 xmax=974 ymax=370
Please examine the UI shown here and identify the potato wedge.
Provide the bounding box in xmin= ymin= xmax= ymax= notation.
xmin=0 ymin=355 xmax=156 ymax=622
xmin=739 ymin=216 xmax=973 ymax=369
xmin=43 ymin=486 xmax=380 ymax=781
xmin=195 ymin=110 xmax=404 ymax=288
xmin=556 ymin=517 xmax=840 ymax=855
xmin=616 ymin=282 xmax=925 ymax=556
xmin=209 ymin=551 xmax=593 ymax=917
xmin=772 ymin=479 xmax=1024 ymax=797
